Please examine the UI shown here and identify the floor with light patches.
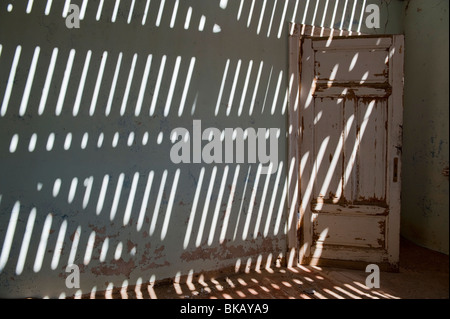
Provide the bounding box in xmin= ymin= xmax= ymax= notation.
xmin=76 ymin=237 xmax=448 ymax=299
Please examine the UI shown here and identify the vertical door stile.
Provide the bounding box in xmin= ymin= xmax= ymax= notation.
xmin=298 ymin=37 xmax=315 ymax=264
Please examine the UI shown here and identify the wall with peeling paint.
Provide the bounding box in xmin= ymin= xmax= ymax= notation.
xmin=0 ymin=0 xmax=405 ymax=299
xmin=401 ymin=0 xmax=449 ymax=255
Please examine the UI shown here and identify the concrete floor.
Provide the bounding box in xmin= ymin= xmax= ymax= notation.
xmin=79 ymin=237 xmax=448 ymax=299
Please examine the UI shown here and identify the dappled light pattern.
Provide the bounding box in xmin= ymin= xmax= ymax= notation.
xmin=68 ymin=264 xmax=400 ymax=299
xmin=1 ymin=0 xmax=393 ymax=298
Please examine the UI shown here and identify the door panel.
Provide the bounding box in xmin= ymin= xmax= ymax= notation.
xmin=312 ymin=97 xmax=344 ymax=202
xmin=298 ymin=35 xmax=404 ymax=271
xmin=313 ymin=213 xmax=385 ymax=248
xmin=315 ymin=50 xmax=389 ymax=83
xmin=356 ymin=98 xmax=387 ymax=203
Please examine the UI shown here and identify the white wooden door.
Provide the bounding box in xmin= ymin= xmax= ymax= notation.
xmin=298 ymin=35 xmax=404 ymax=271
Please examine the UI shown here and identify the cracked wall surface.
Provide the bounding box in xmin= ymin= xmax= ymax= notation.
xmin=401 ymin=0 xmax=449 ymax=255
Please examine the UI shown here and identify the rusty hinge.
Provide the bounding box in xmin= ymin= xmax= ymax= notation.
xmin=442 ymin=166 xmax=449 ymax=178
xmin=393 ymin=157 xmax=399 ymax=182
